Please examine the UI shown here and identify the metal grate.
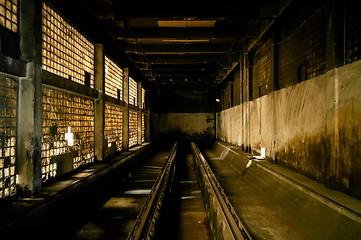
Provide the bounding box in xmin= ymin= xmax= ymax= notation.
xmin=129 ymin=109 xmax=137 ymax=147
xmin=253 ymin=38 xmax=272 ymax=98
xmin=105 ymin=56 xmax=123 ymax=100
xmin=129 ymin=77 xmax=137 ymax=106
xmin=0 ymin=77 xmax=17 ymax=199
xmin=0 ymin=0 xmax=17 ymax=32
xmin=42 ymin=3 xmax=94 ymax=87
xmin=279 ymin=6 xmax=326 ymax=88
xmin=105 ymin=103 xmax=122 ymax=151
xmin=42 ymin=87 xmax=94 ymax=182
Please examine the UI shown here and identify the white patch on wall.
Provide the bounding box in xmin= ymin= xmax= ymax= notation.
xmin=65 ymin=126 xmax=74 ymax=147
xmin=253 ymin=147 xmax=266 ymax=160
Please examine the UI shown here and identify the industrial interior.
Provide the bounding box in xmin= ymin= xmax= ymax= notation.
xmin=1 ymin=0 xmax=361 ymax=239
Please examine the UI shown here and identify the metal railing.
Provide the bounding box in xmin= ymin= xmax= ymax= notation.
xmin=127 ymin=142 xmax=178 ymax=240
xmin=191 ymin=141 xmax=253 ymax=240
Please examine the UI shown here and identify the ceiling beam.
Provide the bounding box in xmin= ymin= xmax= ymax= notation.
xmin=147 ymin=54 xmax=224 ymax=64
xmin=124 ymin=43 xmax=233 ymax=53
xmin=126 ymin=27 xmax=245 ymax=39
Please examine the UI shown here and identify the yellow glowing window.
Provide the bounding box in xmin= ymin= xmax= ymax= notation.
xmin=0 ymin=0 xmax=17 ymax=32
xmin=42 ymin=87 xmax=95 ymax=182
xmin=129 ymin=77 xmax=137 ymax=106
xmin=141 ymin=88 xmax=145 ymax=109
xmin=42 ymin=3 xmax=94 ymax=87
xmin=105 ymin=103 xmax=123 ymax=151
xmin=105 ymin=56 xmax=123 ymax=100
xmin=129 ymin=109 xmax=138 ymax=147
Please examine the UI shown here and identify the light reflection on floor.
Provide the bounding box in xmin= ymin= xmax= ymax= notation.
xmin=123 ymin=189 xmax=152 ymax=195
xmin=101 ymin=197 xmax=140 ymax=209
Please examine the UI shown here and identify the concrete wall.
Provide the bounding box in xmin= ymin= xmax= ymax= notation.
xmin=217 ymin=60 xmax=361 ymax=198
xmin=217 ymin=105 xmax=242 ymax=146
xmin=150 ymin=85 xmax=215 ymax=140
xmin=152 ymin=112 xmax=214 ymax=140
xmin=334 ymin=61 xmax=361 ymax=197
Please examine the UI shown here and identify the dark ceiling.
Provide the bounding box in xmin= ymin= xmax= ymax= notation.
xmin=46 ymin=0 xmax=292 ymax=88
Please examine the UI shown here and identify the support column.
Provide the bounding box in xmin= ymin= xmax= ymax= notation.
xmin=94 ymin=44 xmax=105 ymax=161
xmin=272 ymin=21 xmax=280 ymax=163
xmin=272 ymin=21 xmax=280 ymax=92
xmin=325 ymin=0 xmax=345 ymax=70
xmin=241 ymin=48 xmax=252 ymax=153
xmin=240 ymin=50 xmax=245 ymax=150
xmin=137 ymin=81 xmax=142 ymax=145
xmin=325 ymin=0 xmax=344 ymax=185
xmin=17 ymin=0 xmax=43 ymax=196
xmin=122 ymin=68 xmax=129 ymax=151
xmin=246 ymin=52 xmax=252 ymax=153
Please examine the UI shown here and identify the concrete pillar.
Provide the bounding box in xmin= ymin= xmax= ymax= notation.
xmin=325 ymin=0 xmax=344 ymax=184
xmin=272 ymin=22 xmax=280 ymax=163
xmin=240 ymin=51 xmax=244 ymax=150
xmin=17 ymin=0 xmax=43 ymax=196
xmin=325 ymin=0 xmax=345 ymax=70
xmin=272 ymin=21 xmax=280 ymax=92
xmin=240 ymin=49 xmax=251 ymax=152
xmin=122 ymin=68 xmax=129 ymax=151
xmin=94 ymin=44 xmax=105 ymax=161
xmin=137 ymin=81 xmax=142 ymax=145
xmin=247 ymin=54 xmax=252 ymax=153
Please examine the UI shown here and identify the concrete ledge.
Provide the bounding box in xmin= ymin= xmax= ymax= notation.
xmin=0 ymin=142 xmax=151 ymax=239
xmin=198 ymin=140 xmax=361 ymax=238
xmin=214 ymin=140 xmax=361 ymax=223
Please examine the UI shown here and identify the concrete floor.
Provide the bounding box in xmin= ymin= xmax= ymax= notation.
xmin=71 ymin=141 xmax=212 ymax=240
xmin=4 ymin=140 xmax=359 ymax=239
xmin=149 ymin=141 xmax=212 ymax=240
xmin=71 ymin=149 xmax=171 ymax=239
xmin=199 ymin=140 xmax=361 ymax=240
xmin=170 ymin=143 xmax=211 ymax=240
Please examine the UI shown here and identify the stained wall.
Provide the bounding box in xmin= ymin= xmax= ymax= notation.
xmin=217 ymin=60 xmax=361 ymax=198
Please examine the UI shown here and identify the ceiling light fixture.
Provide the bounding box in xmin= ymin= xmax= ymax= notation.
xmin=161 ymin=39 xmax=209 ymax=43
xmin=157 ymin=19 xmax=216 ymax=28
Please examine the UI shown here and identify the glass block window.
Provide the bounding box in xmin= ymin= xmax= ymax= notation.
xmin=0 ymin=77 xmax=17 ymax=199
xmin=141 ymin=88 xmax=145 ymax=109
xmin=345 ymin=4 xmax=361 ymax=64
xmin=105 ymin=56 xmax=123 ymax=100
xmin=42 ymin=3 xmax=94 ymax=87
xmin=105 ymin=103 xmax=122 ymax=151
xmin=129 ymin=109 xmax=137 ymax=147
xmin=141 ymin=112 xmax=145 ymax=143
xmin=279 ymin=6 xmax=326 ymax=88
xmin=0 ymin=0 xmax=18 ymax=32
xmin=253 ymin=39 xmax=272 ymax=98
xmin=129 ymin=77 xmax=137 ymax=106
xmin=42 ymin=87 xmax=94 ymax=182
